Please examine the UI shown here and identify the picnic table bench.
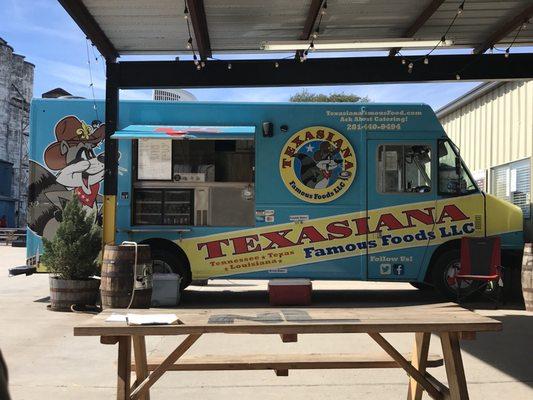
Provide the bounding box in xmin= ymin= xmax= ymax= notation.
xmin=74 ymin=303 xmax=502 ymax=400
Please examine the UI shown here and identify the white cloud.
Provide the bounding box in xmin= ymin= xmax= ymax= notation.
xmin=5 ymin=0 xmax=81 ymax=43
xmin=31 ymin=56 xmax=106 ymax=98
xmin=120 ymin=90 xmax=153 ymax=101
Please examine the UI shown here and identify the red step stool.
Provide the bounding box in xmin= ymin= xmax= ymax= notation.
xmin=268 ymin=279 xmax=312 ymax=306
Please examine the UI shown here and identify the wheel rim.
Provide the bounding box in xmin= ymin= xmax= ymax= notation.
xmin=444 ymin=260 xmax=473 ymax=292
xmin=152 ymin=259 xmax=174 ymax=274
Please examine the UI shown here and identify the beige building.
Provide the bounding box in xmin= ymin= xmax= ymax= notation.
xmin=437 ymin=81 xmax=532 ymax=241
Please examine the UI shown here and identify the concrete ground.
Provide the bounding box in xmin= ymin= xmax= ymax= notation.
xmin=1 ymin=245 xmax=532 ymax=400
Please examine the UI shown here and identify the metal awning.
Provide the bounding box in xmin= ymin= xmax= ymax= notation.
xmin=111 ymin=124 xmax=256 ymax=140
xmin=60 ymin=0 xmax=533 ymax=60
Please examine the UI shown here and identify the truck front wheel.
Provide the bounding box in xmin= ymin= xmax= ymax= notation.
xmin=431 ymin=249 xmax=481 ymax=300
xmin=151 ymin=248 xmax=192 ymax=291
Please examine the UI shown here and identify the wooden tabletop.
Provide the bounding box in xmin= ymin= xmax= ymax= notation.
xmin=74 ymin=303 xmax=501 ymax=337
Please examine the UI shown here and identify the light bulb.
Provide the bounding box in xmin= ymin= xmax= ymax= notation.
xmin=505 ymin=49 xmax=510 ymax=58
xmin=227 ymin=63 xmax=232 ymax=70
xmin=274 ymin=62 xmax=279 ymax=68
xmin=196 ymin=64 xmax=201 ymax=70
xmin=456 ymin=73 xmax=461 ymax=80
xmin=401 ymin=59 xmax=406 ymax=65
xmin=200 ymin=61 xmax=205 ymax=67
xmin=424 ymin=57 xmax=429 ymax=65
xmin=408 ymin=62 xmax=413 ymax=69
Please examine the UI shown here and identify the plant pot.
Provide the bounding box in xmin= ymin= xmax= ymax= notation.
xmin=49 ymin=276 xmax=100 ymax=312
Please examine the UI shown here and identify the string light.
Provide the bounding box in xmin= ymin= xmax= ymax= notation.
xmin=456 ymin=73 xmax=461 ymax=80
xmin=184 ymin=5 xmax=188 ymax=19
xmin=85 ymin=39 xmax=99 ymax=122
xmin=502 ymin=18 xmax=529 ymax=60
xmin=321 ymin=0 xmax=327 ymax=15
xmin=227 ymin=63 xmax=232 ymax=70
xmin=396 ymin=1 xmax=468 ymax=78
xmin=298 ymin=0 xmax=327 ymax=64
xmin=457 ymin=1 xmax=465 ymax=15
xmin=187 ymin=38 xmax=192 ymax=49
xmin=274 ymin=61 xmax=279 ymax=68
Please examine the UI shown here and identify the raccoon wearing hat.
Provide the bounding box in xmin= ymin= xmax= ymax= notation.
xmin=28 ymin=116 xmax=105 ymax=240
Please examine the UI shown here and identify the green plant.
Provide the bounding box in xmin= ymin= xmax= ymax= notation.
xmin=41 ymin=197 xmax=102 ymax=280
xmin=289 ymin=89 xmax=370 ymax=103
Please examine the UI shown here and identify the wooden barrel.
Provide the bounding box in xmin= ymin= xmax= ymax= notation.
xmin=100 ymin=244 xmax=153 ymax=309
xmin=522 ymin=243 xmax=533 ymax=312
xmin=49 ymin=276 xmax=99 ymax=311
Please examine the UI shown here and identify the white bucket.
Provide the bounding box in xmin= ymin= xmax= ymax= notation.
xmin=151 ymin=273 xmax=182 ymax=307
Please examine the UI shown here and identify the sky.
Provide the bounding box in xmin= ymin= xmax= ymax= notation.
xmin=0 ymin=0 xmax=517 ymax=111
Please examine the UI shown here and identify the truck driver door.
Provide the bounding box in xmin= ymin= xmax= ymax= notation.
xmin=366 ymin=138 xmax=437 ymax=281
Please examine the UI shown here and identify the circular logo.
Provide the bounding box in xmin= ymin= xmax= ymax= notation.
xmin=279 ymin=126 xmax=356 ymax=203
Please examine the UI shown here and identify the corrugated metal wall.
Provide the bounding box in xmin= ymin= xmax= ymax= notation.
xmin=439 ymin=80 xmax=533 ymax=240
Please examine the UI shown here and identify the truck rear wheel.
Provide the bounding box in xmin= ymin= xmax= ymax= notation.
xmin=151 ymin=248 xmax=191 ymax=291
xmin=431 ymin=249 xmax=481 ymax=300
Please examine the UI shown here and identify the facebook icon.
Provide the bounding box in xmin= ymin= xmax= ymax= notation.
xmin=392 ymin=264 xmax=405 ymax=276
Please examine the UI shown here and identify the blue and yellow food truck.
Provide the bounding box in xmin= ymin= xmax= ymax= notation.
xmin=27 ymin=99 xmax=523 ymax=299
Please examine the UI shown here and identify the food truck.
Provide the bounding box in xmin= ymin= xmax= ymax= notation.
xmin=26 ymin=99 xmax=524 ymax=299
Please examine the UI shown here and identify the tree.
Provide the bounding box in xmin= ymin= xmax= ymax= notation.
xmin=289 ymin=89 xmax=369 ymax=103
xmin=41 ymin=197 xmax=101 ymax=280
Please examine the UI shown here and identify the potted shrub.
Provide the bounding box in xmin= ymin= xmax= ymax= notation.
xmin=41 ymin=197 xmax=102 ymax=311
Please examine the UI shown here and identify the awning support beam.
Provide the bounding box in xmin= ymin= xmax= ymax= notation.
xmin=186 ymin=0 xmax=212 ymax=60
xmin=108 ymin=54 xmax=533 ymax=89
xmin=296 ymin=0 xmax=324 ymax=60
xmin=58 ymin=0 xmax=119 ymax=61
xmin=473 ymin=4 xmax=533 ymax=54
xmin=389 ymin=0 xmax=446 ymax=57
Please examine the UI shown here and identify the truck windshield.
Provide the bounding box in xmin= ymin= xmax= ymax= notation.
xmin=438 ymin=139 xmax=477 ymax=195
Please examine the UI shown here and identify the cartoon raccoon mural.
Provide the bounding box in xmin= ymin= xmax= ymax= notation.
xmin=28 ymin=116 xmax=105 ymax=240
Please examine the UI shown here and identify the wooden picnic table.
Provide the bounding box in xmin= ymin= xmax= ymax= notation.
xmin=74 ymin=303 xmax=502 ymax=400
xmin=0 ymin=228 xmax=26 ymax=245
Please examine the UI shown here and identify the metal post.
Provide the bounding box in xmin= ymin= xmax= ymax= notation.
xmin=103 ymin=61 xmax=119 ymax=245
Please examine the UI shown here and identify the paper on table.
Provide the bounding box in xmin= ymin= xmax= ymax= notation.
xmin=106 ymin=313 xmax=180 ymax=325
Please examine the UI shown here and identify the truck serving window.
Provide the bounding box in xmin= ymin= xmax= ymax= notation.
xmin=377 ymin=144 xmax=432 ymax=193
xmin=438 ymin=140 xmax=477 ymax=195
xmin=171 ymin=140 xmax=254 ymax=183
xmin=133 ymin=139 xmax=255 ymax=227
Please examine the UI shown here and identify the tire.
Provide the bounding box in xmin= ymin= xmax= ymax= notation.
xmin=431 ymin=249 xmax=481 ymax=300
xmin=409 ymin=282 xmax=432 ymax=291
xmin=150 ymin=248 xmax=191 ymax=291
